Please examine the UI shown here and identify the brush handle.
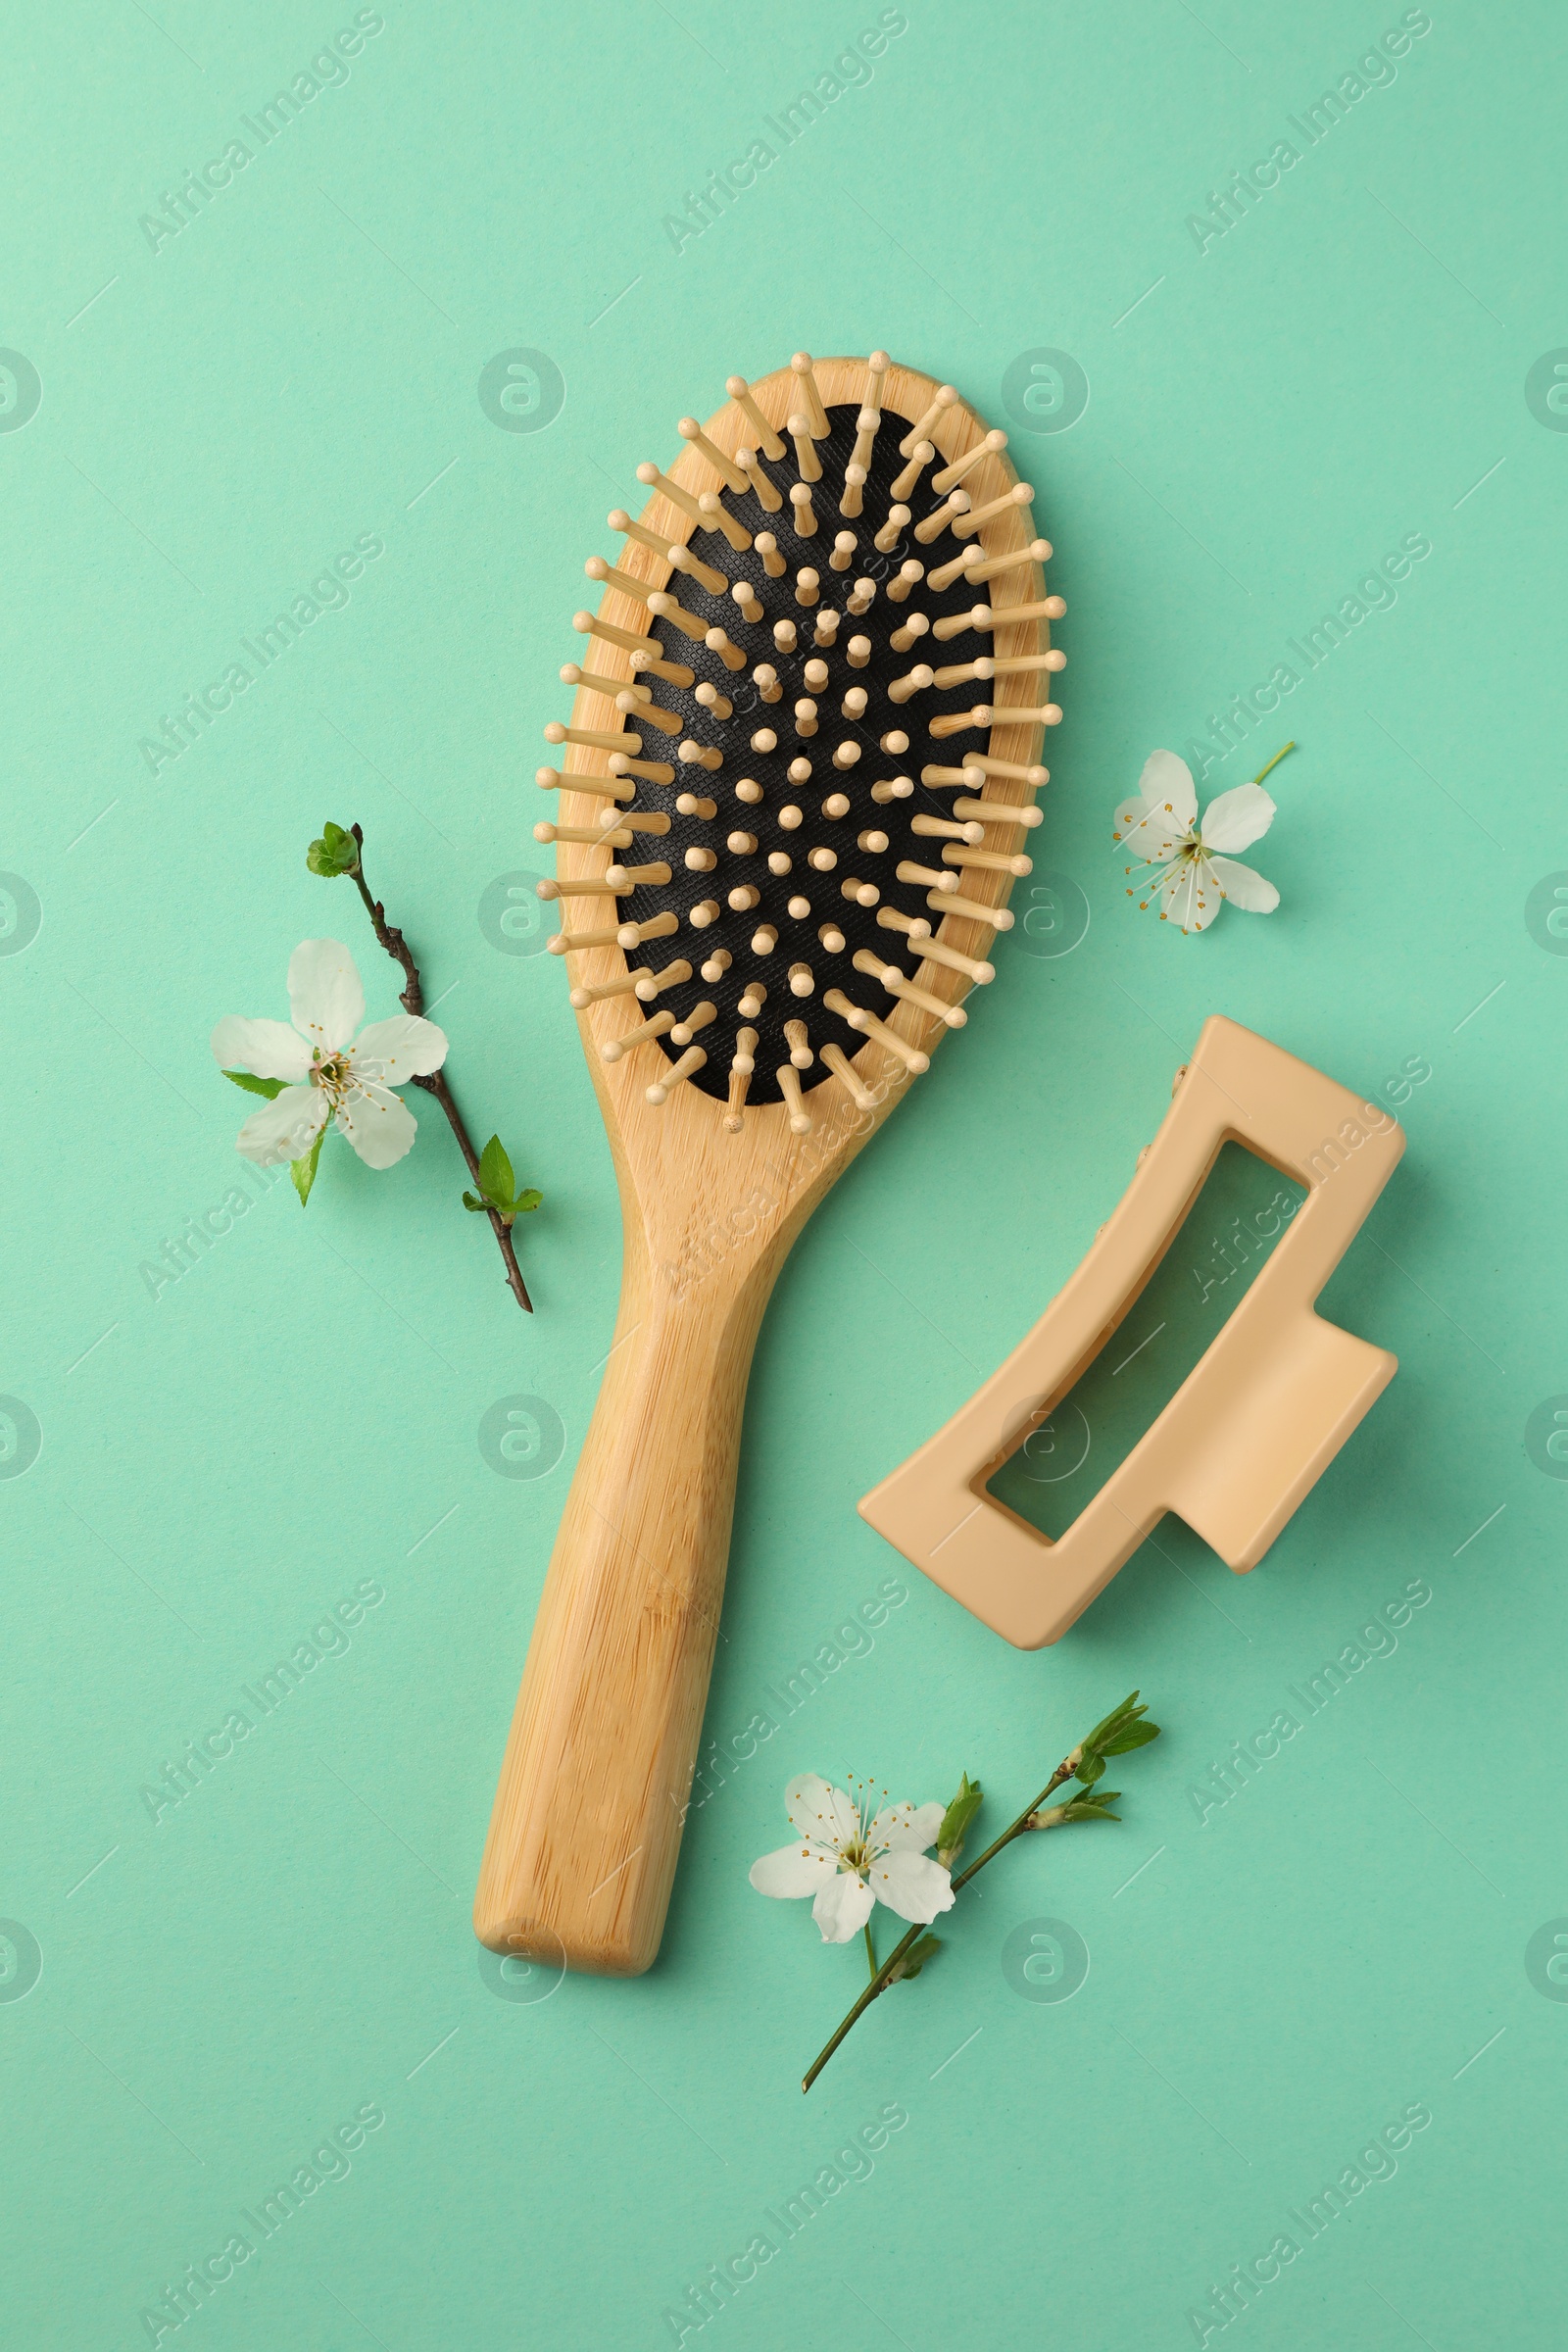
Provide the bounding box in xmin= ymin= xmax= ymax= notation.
xmin=474 ymin=1262 xmax=773 ymax=1974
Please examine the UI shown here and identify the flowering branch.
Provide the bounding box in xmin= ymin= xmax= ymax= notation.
xmin=800 ymin=1693 xmax=1159 ymax=2094
xmin=309 ymin=821 xmax=538 ymax=1315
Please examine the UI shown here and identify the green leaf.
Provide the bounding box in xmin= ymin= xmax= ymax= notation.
xmin=291 ymin=1127 xmax=325 ymax=1205
xmin=513 ymin=1188 xmax=543 ymax=1214
xmin=1103 ymin=1719 xmax=1160 ymax=1754
xmin=307 ymin=820 xmax=361 ymax=878
xmin=478 ymin=1134 xmax=514 ymax=1209
xmin=891 ymin=1935 xmax=941 ymax=1983
xmin=461 ymin=1190 xmax=491 ymax=1213
xmin=936 ymin=1772 xmax=983 ymax=1864
xmin=1062 ymin=1791 xmax=1122 ymax=1822
xmin=1081 ymin=1690 xmax=1144 ymax=1757
xmin=1075 ymin=1751 xmax=1105 ymax=1786
xmin=223 ymin=1068 xmax=287 ymax=1101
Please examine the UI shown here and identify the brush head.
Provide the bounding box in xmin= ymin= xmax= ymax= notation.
xmin=550 ymin=360 xmax=1055 ymax=1123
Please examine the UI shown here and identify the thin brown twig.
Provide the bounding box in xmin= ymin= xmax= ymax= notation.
xmin=347 ymin=825 xmax=533 ymax=1314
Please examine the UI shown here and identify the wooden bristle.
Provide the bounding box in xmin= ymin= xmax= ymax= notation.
xmin=547 ymin=919 xmax=623 ymax=955
xmin=536 ymin=765 xmax=635 ymax=805
xmin=966 ymin=537 xmax=1052 ymax=585
xmin=634 ymin=957 xmax=693 ymax=1001
xmin=927 ymin=706 xmax=988 ymax=740
xmin=584 ymin=556 xmax=659 ymax=603
xmin=697 ymin=490 xmax=752 ymax=553
xmin=953 ymin=481 xmax=1034 ymax=538
xmin=677 ymin=416 xmax=750 ymax=495
xmin=738 ymin=447 xmax=783 ymax=511
xmin=569 ymin=970 xmax=639 ymax=1007
xmin=644 ymin=590 xmax=708 ymax=645
xmin=607 ymin=508 xmax=674 ymax=564
xmin=726 ymin=378 xmax=786 ymax=461
xmin=898 ymin=383 xmax=957 ymax=458
xmin=790 ymin=352 xmax=830 ymax=438
xmin=931 ymin=604 xmax=989 ymax=642
xmin=928 ymin=889 xmax=1013 ymax=927
xmin=913 ymin=490 xmax=970 ymax=545
xmin=602 ymin=1007 xmax=674 ymax=1063
xmin=954 ymin=795 xmax=1044 ymax=829
xmin=925 ymin=545 xmax=984 ymax=594
xmin=911 ymin=812 xmax=984 ymax=843
xmin=822 ymin=988 xmax=930 ymax=1073
xmin=790 ymin=483 xmax=819 ymax=536
xmin=540 ymin=873 xmax=625 ymax=904
xmin=820 ymin=1043 xmax=875 ymax=1108
xmin=569 ymin=378 xmax=1054 ymax=1114
xmin=776 ymin=1063 xmax=812 ymax=1133
xmin=611 ymin=752 xmax=677 ymax=787
xmin=705 ymin=626 xmax=747 ymax=673
xmin=537 ymin=820 xmax=633 ymax=848
xmin=666 ymin=540 xmax=728 ymax=596
xmin=544 ymin=720 xmax=642 ymax=755
xmin=853 ymin=947 xmax=967 ymax=1028
xmin=669 ymin=1000 xmax=717 ymax=1045
xmin=942 ymin=843 xmax=1034 ymax=877
xmin=634 ymin=465 xmax=707 ymax=532
xmin=787 ymin=414 xmax=822 ymax=482
xmin=647 ymin=1045 xmax=707 ymax=1104
xmin=890 ymin=441 xmax=934 ymax=503
xmin=931 ymin=429 xmax=1007 ymax=496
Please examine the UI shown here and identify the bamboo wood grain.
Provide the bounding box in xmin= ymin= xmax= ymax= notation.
xmin=474 ymin=359 xmax=1049 ymax=1975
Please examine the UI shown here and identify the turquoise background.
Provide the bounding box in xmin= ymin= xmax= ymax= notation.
xmin=5 ymin=3 xmax=1564 ymax=2345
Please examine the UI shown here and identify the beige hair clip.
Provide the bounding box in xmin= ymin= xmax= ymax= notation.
xmin=859 ymin=1015 xmax=1403 ymax=1645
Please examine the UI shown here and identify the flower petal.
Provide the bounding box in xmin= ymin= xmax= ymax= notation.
xmin=210 ymin=1015 xmax=312 ymax=1082
xmin=334 ymin=1082 xmax=417 ymax=1170
xmin=1117 ymin=803 xmax=1194 ymax=868
xmin=235 ymin=1086 xmax=326 ymax=1165
xmin=1134 ymin=749 xmax=1198 ymax=829
xmin=749 ymin=1842 xmax=838 ymax=1900
xmin=353 ymin=1013 xmax=449 ymax=1082
xmin=868 ymin=1800 xmax=945 ymax=1855
xmin=868 ymin=1848 xmax=956 ymax=1926
xmin=811 ymin=1870 xmax=876 ymax=1942
xmin=1199 ymin=782 xmax=1275 ymax=855
xmin=287 ymin=939 xmax=365 ymax=1054
xmin=785 ymin=1774 xmax=858 ymax=1852
xmin=1207 ymin=855 xmax=1279 ymax=912
xmin=1111 ymin=797 xmax=1147 ymax=845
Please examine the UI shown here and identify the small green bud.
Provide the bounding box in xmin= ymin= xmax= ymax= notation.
xmin=307 ymin=820 xmax=361 ymax=878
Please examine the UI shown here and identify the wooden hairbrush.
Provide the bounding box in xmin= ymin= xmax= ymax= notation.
xmin=474 ymin=352 xmax=1065 ymax=1975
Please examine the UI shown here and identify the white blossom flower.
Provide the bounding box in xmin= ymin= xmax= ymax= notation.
xmin=1113 ymin=749 xmax=1281 ymax=934
xmin=749 ymin=1774 xmax=956 ymax=1943
xmin=212 ymin=939 xmax=448 ymax=1170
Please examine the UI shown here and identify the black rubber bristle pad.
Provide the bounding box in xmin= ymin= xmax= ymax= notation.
xmin=617 ymin=403 xmax=993 ymax=1102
